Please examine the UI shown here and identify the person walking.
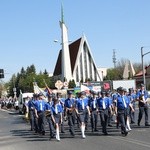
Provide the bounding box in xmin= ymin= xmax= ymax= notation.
xmin=88 ymin=91 xmax=98 ymax=132
xmin=116 ymin=87 xmax=129 ymax=136
xmin=45 ymin=94 xmax=55 ymax=139
xmin=97 ymin=91 xmax=112 ymax=135
xmin=34 ymin=93 xmax=46 ymax=135
xmin=51 ymin=98 xmax=63 ymax=141
xmin=64 ymin=91 xmax=76 ymax=136
xmin=137 ymin=84 xmax=150 ymax=126
xmin=75 ymin=91 xmax=91 ymax=139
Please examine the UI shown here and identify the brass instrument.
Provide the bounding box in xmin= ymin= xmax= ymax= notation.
xmin=45 ymin=110 xmax=51 ymax=117
xmin=67 ymin=104 xmax=76 ymax=114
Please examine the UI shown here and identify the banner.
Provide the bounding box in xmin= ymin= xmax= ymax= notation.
xmin=33 ymin=82 xmax=47 ymax=97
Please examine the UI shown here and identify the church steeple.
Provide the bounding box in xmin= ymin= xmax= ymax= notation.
xmin=61 ymin=3 xmax=64 ymax=23
xmin=60 ymin=4 xmax=72 ymax=82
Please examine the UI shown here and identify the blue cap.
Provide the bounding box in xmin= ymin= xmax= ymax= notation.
xmin=123 ymin=88 xmax=127 ymax=92
xmin=129 ymin=88 xmax=133 ymax=91
xmin=38 ymin=93 xmax=43 ymax=96
xmin=101 ymin=91 xmax=106 ymax=95
xmin=67 ymin=91 xmax=73 ymax=95
xmin=48 ymin=94 xmax=53 ymax=98
xmin=92 ymin=91 xmax=97 ymax=95
xmin=33 ymin=93 xmax=38 ymax=97
xmin=80 ymin=91 xmax=86 ymax=95
xmin=117 ymin=87 xmax=124 ymax=91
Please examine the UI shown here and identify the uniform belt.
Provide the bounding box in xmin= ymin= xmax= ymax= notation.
xmin=37 ymin=111 xmax=44 ymax=113
xmin=54 ymin=112 xmax=60 ymax=115
xmin=118 ymin=108 xmax=125 ymax=111
xmin=99 ymin=108 xmax=108 ymax=110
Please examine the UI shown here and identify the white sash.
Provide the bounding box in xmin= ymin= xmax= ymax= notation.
xmin=102 ymin=99 xmax=106 ymax=109
xmin=122 ymin=97 xmax=127 ymax=108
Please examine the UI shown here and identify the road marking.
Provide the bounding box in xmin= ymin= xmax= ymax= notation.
xmin=109 ymin=136 xmax=150 ymax=148
xmin=0 ymin=109 xmax=13 ymax=113
xmin=0 ymin=109 xmax=19 ymax=115
xmin=137 ymin=129 xmax=146 ymax=132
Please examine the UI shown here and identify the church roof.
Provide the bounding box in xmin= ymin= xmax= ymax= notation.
xmin=53 ymin=37 xmax=81 ymax=76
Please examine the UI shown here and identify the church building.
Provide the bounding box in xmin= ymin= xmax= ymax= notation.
xmin=53 ymin=6 xmax=102 ymax=83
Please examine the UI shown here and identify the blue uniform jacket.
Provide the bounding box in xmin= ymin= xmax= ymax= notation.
xmin=97 ymin=97 xmax=110 ymax=109
xmin=88 ymin=97 xmax=98 ymax=110
xmin=34 ymin=100 xmax=46 ymax=112
xmin=76 ymin=97 xmax=88 ymax=111
xmin=137 ymin=90 xmax=148 ymax=99
xmin=65 ymin=98 xmax=76 ymax=108
xmin=51 ymin=103 xmax=63 ymax=115
xmin=117 ymin=94 xmax=129 ymax=109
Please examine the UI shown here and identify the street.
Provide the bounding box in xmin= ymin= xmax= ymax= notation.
xmin=0 ymin=108 xmax=150 ymax=150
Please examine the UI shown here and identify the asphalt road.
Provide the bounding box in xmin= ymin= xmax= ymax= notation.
xmin=0 ymin=107 xmax=150 ymax=150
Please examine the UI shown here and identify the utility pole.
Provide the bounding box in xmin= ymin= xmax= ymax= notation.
xmin=112 ymin=49 xmax=117 ymax=68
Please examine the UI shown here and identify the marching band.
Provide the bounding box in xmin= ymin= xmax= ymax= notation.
xmin=26 ymin=84 xmax=150 ymax=141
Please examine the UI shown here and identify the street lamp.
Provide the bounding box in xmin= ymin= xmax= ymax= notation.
xmin=13 ymin=76 xmax=17 ymax=98
xmin=141 ymin=47 xmax=150 ymax=89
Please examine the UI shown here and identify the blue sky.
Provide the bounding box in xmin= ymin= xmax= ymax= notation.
xmin=0 ymin=0 xmax=150 ymax=82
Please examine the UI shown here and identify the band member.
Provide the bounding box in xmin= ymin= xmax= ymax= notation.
xmin=111 ymin=90 xmax=118 ymax=126
xmin=56 ymin=92 xmax=65 ymax=133
xmin=123 ymin=88 xmax=134 ymax=131
xmin=97 ymin=91 xmax=112 ymax=135
xmin=88 ymin=91 xmax=98 ymax=132
xmin=27 ymin=95 xmax=36 ymax=131
xmin=45 ymin=94 xmax=55 ymax=139
xmin=51 ymin=98 xmax=63 ymax=141
xmin=75 ymin=91 xmax=91 ymax=139
xmin=106 ymin=91 xmax=113 ymax=127
xmin=34 ymin=93 xmax=46 ymax=135
xmin=64 ymin=91 xmax=76 ymax=136
xmin=128 ymin=88 xmax=137 ymax=124
xmin=116 ymin=87 xmax=129 ymax=136
xmin=137 ymin=84 xmax=150 ymax=126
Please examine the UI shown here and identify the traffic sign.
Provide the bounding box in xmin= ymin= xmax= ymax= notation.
xmin=55 ymin=80 xmax=63 ymax=90
xmin=63 ymin=81 xmax=68 ymax=87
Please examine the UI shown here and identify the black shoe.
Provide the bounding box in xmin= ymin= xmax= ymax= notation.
xmin=124 ymin=131 xmax=128 ymax=136
xmin=138 ymin=122 xmax=140 ymax=126
xmin=61 ymin=131 xmax=65 ymax=133
xmin=50 ymin=134 xmax=55 ymax=138
xmin=131 ymin=121 xmax=135 ymax=124
xmin=70 ymin=132 xmax=75 ymax=137
xmin=121 ymin=131 xmax=128 ymax=137
xmin=104 ymin=132 xmax=108 ymax=135
xmin=102 ymin=131 xmax=108 ymax=135
xmin=94 ymin=129 xmax=99 ymax=132
xmin=108 ymin=124 xmax=113 ymax=127
xmin=145 ymin=124 xmax=150 ymax=126
xmin=42 ymin=131 xmax=45 ymax=135
xmin=35 ymin=130 xmax=38 ymax=133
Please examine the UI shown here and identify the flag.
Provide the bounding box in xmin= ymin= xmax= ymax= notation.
xmin=43 ymin=79 xmax=53 ymax=95
xmin=81 ymin=84 xmax=90 ymax=94
xmin=33 ymin=82 xmax=47 ymax=97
